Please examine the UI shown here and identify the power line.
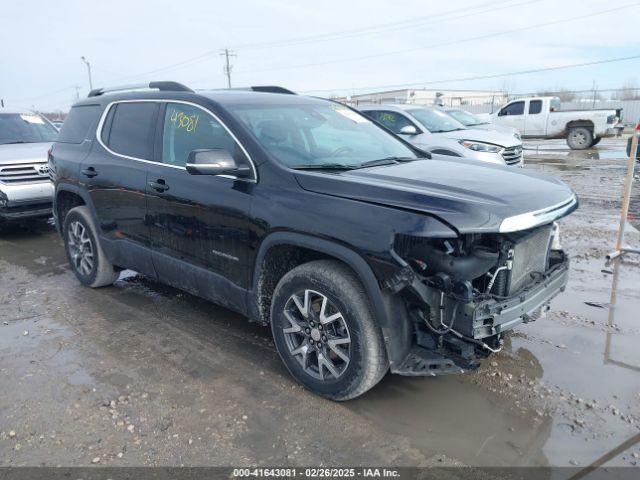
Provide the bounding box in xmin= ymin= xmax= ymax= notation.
xmin=301 ymin=55 xmax=640 ymax=94
xmin=232 ymin=0 xmax=538 ymax=50
xmin=234 ymin=2 xmax=639 ymax=74
xmin=94 ymin=0 xmax=536 ymax=85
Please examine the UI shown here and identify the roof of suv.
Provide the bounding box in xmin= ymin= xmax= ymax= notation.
xmin=73 ymin=88 xmax=327 ymax=109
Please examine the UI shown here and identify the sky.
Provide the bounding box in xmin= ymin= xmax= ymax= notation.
xmin=1 ymin=0 xmax=639 ymax=111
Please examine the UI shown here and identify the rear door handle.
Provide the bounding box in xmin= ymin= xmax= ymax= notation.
xmin=81 ymin=167 xmax=98 ymax=178
xmin=148 ymin=180 xmax=169 ymax=192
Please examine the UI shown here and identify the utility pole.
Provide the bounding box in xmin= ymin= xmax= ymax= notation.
xmin=81 ymin=56 xmax=93 ymax=91
xmin=220 ymin=48 xmax=236 ymax=88
xmin=73 ymin=86 xmax=81 ymax=101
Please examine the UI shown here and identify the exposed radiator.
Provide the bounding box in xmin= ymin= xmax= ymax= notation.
xmin=508 ymin=225 xmax=553 ymax=294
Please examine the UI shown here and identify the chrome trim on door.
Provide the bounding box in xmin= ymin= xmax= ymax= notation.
xmin=94 ymin=99 xmax=258 ymax=182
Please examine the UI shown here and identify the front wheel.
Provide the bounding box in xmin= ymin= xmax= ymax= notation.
xmin=567 ymin=127 xmax=593 ymax=150
xmin=270 ymin=260 xmax=388 ymax=401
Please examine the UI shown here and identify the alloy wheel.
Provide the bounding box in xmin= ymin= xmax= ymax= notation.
xmin=67 ymin=220 xmax=94 ymax=276
xmin=282 ymin=289 xmax=351 ymax=381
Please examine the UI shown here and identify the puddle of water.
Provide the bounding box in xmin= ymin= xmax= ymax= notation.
xmin=349 ymin=373 xmax=552 ymax=466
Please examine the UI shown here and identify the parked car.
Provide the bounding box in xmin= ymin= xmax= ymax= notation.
xmin=0 ymin=107 xmax=58 ymax=226
xmin=358 ymin=104 xmax=523 ymax=166
xmin=484 ymin=96 xmax=623 ymax=150
xmin=443 ymin=107 xmax=521 ymax=139
xmin=51 ymin=82 xmax=576 ymax=400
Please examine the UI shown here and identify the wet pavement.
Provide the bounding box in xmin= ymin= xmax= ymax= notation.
xmin=1 ymin=137 xmax=639 ymax=468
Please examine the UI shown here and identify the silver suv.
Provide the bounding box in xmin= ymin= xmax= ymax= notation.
xmin=358 ymin=104 xmax=523 ymax=167
xmin=0 ymin=107 xmax=57 ymax=225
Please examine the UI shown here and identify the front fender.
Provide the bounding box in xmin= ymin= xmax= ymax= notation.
xmin=250 ymin=231 xmax=413 ymax=369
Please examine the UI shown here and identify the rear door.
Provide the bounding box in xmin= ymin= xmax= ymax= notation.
xmin=524 ymin=99 xmax=545 ymax=136
xmin=145 ymin=101 xmax=255 ymax=309
xmin=496 ymin=101 xmax=526 ymax=135
xmin=83 ymin=101 xmax=159 ymax=276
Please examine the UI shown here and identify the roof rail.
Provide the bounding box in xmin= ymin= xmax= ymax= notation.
xmin=249 ymin=86 xmax=296 ymax=95
xmin=88 ymin=81 xmax=193 ymax=98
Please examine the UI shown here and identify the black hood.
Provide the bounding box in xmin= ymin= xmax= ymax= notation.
xmin=294 ymin=157 xmax=577 ymax=234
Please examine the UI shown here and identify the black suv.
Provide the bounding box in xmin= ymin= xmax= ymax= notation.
xmin=50 ymin=82 xmax=577 ymax=400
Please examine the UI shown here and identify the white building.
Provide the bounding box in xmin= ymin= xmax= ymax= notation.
xmin=333 ymin=88 xmax=508 ymax=108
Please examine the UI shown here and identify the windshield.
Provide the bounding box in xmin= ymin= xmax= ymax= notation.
xmin=229 ymin=102 xmax=419 ymax=169
xmin=0 ymin=113 xmax=58 ymax=144
xmin=407 ymin=108 xmax=466 ymax=133
xmin=446 ymin=109 xmax=487 ymax=126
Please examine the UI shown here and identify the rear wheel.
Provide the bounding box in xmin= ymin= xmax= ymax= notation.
xmin=567 ymin=127 xmax=593 ymax=150
xmin=63 ymin=206 xmax=119 ymax=287
xmin=270 ymin=260 xmax=388 ymax=401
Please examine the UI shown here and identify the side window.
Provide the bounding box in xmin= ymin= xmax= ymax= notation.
xmin=369 ymin=110 xmax=415 ymax=134
xmin=106 ymin=102 xmax=158 ymax=160
xmin=162 ymin=103 xmax=245 ymax=168
xmin=57 ymin=105 xmax=101 ymax=144
xmin=499 ymin=101 xmax=525 ymax=116
xmin=528 ymin=100 xmax=542 ymax=115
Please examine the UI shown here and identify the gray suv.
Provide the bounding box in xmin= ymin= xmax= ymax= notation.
xmin=359 ymin=104 xmax=523 ymax=167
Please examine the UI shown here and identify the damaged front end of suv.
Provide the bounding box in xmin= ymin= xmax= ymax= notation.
xmin=383 ymin=197 xmax=576 ymax=376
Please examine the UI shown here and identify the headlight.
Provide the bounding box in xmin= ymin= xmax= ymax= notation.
xmin=458 ymin=140 xmax=502 ymax=153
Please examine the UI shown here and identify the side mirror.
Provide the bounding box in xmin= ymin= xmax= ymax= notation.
xmin=399 ymin=125 xmax=418 ymax=135
xmin=186 ymin=149 xmax=251 ymax=178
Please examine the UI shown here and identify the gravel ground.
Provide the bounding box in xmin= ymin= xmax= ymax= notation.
xmin=0 ymin=137 xmax=639 ymax=468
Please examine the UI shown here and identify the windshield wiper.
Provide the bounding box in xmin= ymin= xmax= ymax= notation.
xmin=355 ymin=157 xmax=416 ymax=169
xmin=292 ymin=163 xmax=356 ymax=170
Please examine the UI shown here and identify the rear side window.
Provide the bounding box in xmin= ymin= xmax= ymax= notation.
xmin=57 ymin=105 xmax=101 ymax=143
xmin=529 ymin=100 xmax=542 ymax=114
xmin=105 ymin=102 xmax=158 ymax=160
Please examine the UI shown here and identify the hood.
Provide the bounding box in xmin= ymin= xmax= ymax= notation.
xmin=0 ymin=143 xmax=51 ymax=165
xmin=294 ymin=158 xmax=576 ymax=234
xmin=435 ymin=128 xmax=520 ymax=148
xmin=466 ymin=123 xmax=520 ymax=137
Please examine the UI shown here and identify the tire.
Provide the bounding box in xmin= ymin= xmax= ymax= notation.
xmin=63 ymin=206 xmax=119 ymax=288
xmin=270 ymin=260 xmax=388 ymax=401
xmin=590 ymin=137 xmax=602 ymax=147
xmin=567 ymin=127 xmax=593 ymax=150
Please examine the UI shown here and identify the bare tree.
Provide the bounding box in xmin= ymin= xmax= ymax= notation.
xmin=613 ymin=79 xmax=640 ymax=100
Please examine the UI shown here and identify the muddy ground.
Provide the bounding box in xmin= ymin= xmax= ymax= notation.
xmin=0 ymin=137 xmax=639 ymax=468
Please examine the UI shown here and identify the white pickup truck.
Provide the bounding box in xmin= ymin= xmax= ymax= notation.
xmin=485 ymin=96 xmax=623 ymax=149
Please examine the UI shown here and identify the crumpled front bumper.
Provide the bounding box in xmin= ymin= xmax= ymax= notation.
xmin=454 ymin=252 xmax=569 ymax=340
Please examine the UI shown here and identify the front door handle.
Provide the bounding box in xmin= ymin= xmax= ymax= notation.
xmin=148 ymin=180 xmax=169 ymax=192
xmin=81 ymin=167 xmax=98 ymax=178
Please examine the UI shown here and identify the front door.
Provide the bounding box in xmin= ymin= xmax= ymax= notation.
xmin=146 ymin=102 xmax=255 ymax=310
xmin=497 ymin=101 xmax=526 ymax=135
